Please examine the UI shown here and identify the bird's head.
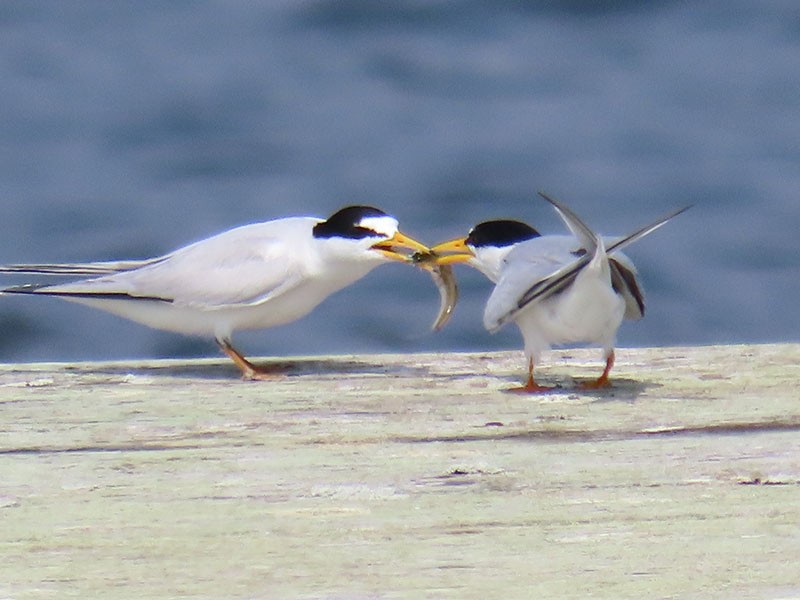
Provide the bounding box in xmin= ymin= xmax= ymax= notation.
xmin=414 ymin=219 xmax=540 ymax=280
xmin=313 ymin=206 xmax=429 ymax=263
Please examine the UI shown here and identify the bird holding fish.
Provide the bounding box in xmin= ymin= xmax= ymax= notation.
xmin=415 ymin=192 xmax=689 ymax=392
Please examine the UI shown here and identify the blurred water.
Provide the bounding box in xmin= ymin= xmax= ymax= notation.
xmin=0 ymin=0 xmax=798 ymax=362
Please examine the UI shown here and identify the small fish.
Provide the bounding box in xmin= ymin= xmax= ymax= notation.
xmin=411 ymin=251 xmax=459 ymax=330
xmin=428 ymin=263 xmax=458 ymax=330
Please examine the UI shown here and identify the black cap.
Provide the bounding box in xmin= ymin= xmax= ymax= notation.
xmin=313 ymin=206 xmax=391 ymax=239
xmin=466 ymin=220 xmax=540 ymax=248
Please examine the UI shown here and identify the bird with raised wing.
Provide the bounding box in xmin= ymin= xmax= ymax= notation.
xmin=424 ymin=193 xmax=689 ymax=392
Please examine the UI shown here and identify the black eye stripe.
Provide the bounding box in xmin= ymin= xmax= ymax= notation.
xmin=345 ymin=226 xmax=381 ymax=239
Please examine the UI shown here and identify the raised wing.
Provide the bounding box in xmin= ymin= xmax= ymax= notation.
xmin=606 ymin=205 xmax=690 ymax=254
xmin=484 ymin=205 xmax=689 ymax=331
xmin=537 ymin=191 xmax=598 ymax=251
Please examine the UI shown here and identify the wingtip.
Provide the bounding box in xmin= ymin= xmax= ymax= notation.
xmin=482 ymin=309 xmax=506 ymax=334
xmin=535 ymin=191 xmax=600 ymax=250
xmin=536 ymin=190 xmax=557 ymax=205
xmin=483 ymin=320 xmax=504 ymax=335
xmin=1 ymin=283 xmax=49 ymax=295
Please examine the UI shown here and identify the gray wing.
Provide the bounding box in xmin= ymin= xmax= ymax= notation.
xmin=483 ymin=206 xmax=690 ymax=331
xmin=483 ymin=236 xmax=580 ymax=331
xmin=606 ymin=205 xmax=691 ymax=254
xmin=604 ymin=205 xmax=691 ymax=320
xmin=537 ymin=191 xmax=598 ymax=251
xmin=2 ymin=219 xmax=316 ymax=309
xmin=483 ymin=192 xmax=602 ymax=323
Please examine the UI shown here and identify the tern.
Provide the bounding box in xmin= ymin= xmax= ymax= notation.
xmin=0 ymin=205 xmax=431 ymax=380
xmin=426 ymin=193 xmax=688 ymax=392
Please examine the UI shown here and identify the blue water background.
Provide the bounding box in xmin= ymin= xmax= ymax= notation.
xmin=1 ymin=1 xmax=798 ymax=362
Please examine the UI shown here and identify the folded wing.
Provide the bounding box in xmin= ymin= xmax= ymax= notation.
xmin=1 ymin=220 xmax=314 ymax=309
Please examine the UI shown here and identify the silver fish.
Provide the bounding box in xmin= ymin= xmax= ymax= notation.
xmin=412 ymin=251 xmax=459 ymax=330
xmin=428 ymin=263 xmax=458 ymax=330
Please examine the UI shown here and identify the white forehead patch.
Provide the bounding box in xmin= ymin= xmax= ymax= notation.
xmin=359 ymin=215 xmax=399 ymax=239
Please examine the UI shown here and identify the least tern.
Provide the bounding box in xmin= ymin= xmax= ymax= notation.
xmin=427 ymin=193 xmax=689 ymax=392
xmin=0 ymin=205 xmax=430 ymax=379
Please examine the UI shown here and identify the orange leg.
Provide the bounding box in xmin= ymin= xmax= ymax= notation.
xmin=579 ymin=350 xmax=615 ymax=390
xmin=507 ymin=356 xmax=554 ymax=394
xmin=217 ymin=339 xmax=285 ymax=381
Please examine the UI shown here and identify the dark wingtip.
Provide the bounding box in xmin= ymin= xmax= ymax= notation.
xmin=1 ymin=284 xmax=173 ymax=303
xmin=2 ymin=283 xmax=50 ymax=295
